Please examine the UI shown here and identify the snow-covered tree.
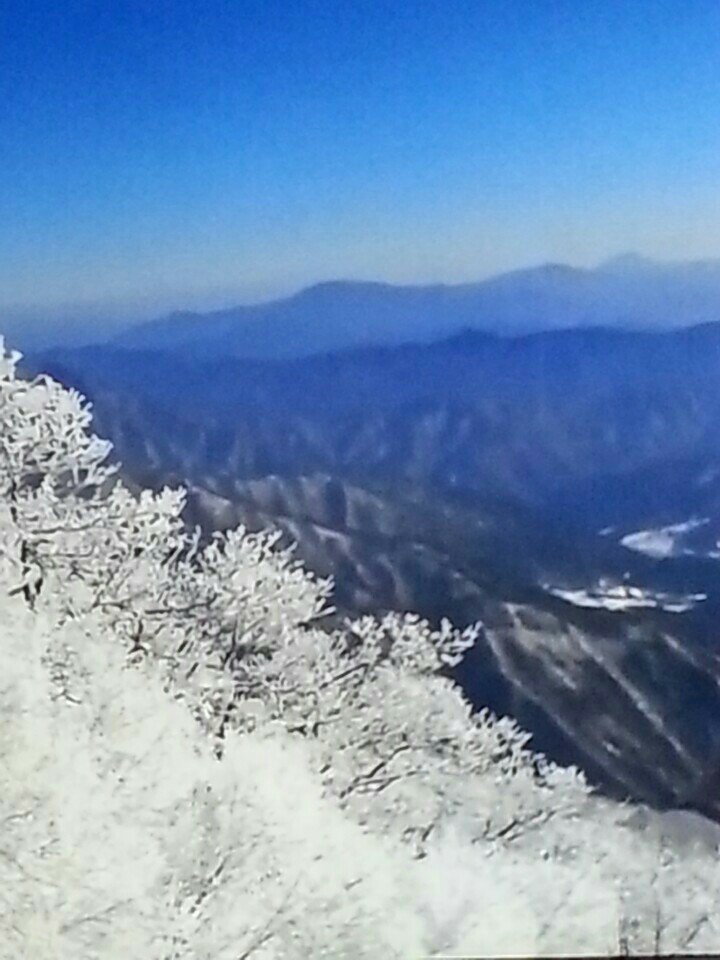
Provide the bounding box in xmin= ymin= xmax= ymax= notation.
xmin=0 ymin=341 xmax=593 ymax=849
xmin=0 ymin=589 xmax=433 ymax=959
xmin=4 ymin=336 xmax=720 ymax=958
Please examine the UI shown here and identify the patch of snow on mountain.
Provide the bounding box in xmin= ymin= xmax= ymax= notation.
xmin=620 ymin=518 xmax=712 ymax=559
xmin=544 ymin=581 xmax=707 ymax=613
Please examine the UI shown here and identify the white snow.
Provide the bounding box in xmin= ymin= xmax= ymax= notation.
xmin=545 ymin=581 xmax=707 ymax=612
xmin=620 ymin=517 xmax=716 ymax=559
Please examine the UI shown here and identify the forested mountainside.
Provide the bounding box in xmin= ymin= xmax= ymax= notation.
xmin=37 ymin=322 xmax=720 ymax=500
xmin=26 ymin=322 xmax=720 ymax=818
xmin=6 ymin=336 xmax=720 ymax=957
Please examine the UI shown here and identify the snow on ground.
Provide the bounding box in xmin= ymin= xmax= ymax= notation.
xmin=544 ymin=581 xmax=707 ymax=613
xmin=620 ymin=518 xmax=718 ymax=560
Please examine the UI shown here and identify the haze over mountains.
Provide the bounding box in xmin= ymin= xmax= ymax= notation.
xmin=112 ymin=253 xmax=720 ymax=360
xmin=7 ymin=253 xmax=720 ymax=355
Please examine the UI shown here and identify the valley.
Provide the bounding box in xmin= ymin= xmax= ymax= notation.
xmin=25 ymin=318 xmax=720 ymax=820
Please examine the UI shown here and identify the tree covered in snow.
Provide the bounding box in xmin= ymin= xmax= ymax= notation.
xmin=0 ymin=593 xmax=427 ymax=959
xmin=0 ymin=340 xmax=591 ymax=849
xmin=2 ymin=336 xmax=720 ymax=958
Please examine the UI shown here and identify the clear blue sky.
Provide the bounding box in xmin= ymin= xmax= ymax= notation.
xmin=2 ymin=0 xmax=720 ymax=318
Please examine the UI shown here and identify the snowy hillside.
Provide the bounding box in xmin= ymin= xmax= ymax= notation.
xmin=3 ymin=338 xmax=720 ymax=956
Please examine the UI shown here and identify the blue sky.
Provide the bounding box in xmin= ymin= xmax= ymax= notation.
xmin=2 ymin=0 xmax=720 ymax=318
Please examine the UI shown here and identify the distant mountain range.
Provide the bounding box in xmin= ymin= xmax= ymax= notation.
xmin=112 ymin=254 xmax=720 ymax=360
xmin=24 ymin=317 xmax=720 ymax=818
xmin=7 ymin=253 xmax=720 ymax=355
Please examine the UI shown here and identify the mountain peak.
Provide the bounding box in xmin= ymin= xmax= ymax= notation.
xmin=538 ymin=261 xmax=583 ymax=274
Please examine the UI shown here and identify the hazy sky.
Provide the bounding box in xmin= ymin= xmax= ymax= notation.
xmin=2 ymin=0 xmax=720 ymax=318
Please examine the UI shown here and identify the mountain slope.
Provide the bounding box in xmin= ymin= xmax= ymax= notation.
xmin=39 ymin=321 xmax=720 ymax=503
xmin=23 ymin=321 xmax=720 ymax=816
